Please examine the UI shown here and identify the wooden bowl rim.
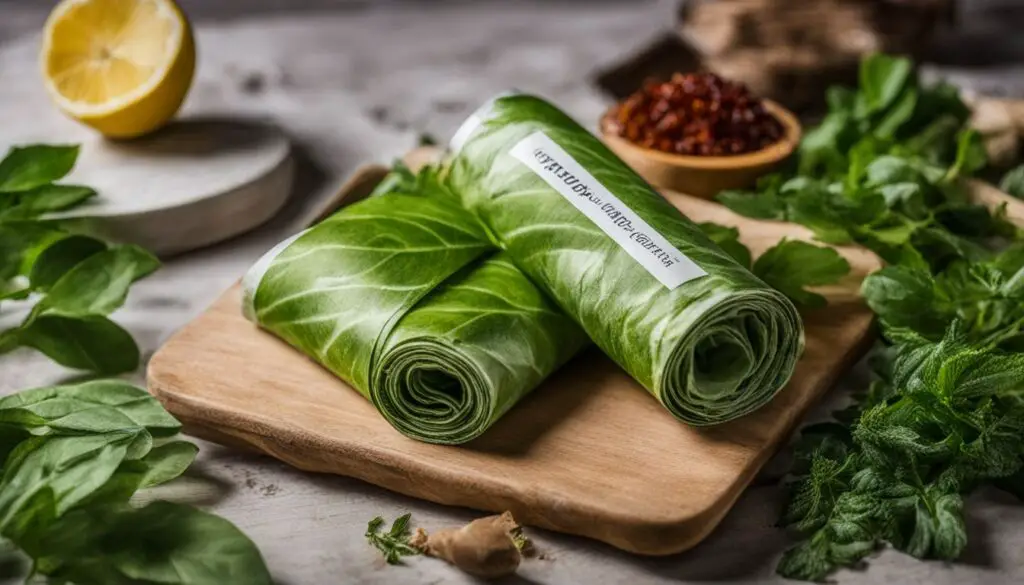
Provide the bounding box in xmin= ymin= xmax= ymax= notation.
xmin=600 ymin=100 xmax=803 ymax=170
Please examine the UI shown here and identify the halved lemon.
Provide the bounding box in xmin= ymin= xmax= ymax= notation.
xmin=40 ymin=0 xmax=196 ymax=138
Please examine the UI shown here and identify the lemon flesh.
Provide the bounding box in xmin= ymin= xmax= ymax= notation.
xmin=41 ymin=0 xmax=195 ymax=138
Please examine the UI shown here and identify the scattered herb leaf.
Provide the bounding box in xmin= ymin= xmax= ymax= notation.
xmin=365 ymin=513 xmax=421 ymax=565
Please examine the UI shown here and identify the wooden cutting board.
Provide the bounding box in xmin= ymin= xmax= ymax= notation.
xmin=148 ymin=158 xmax=885 ymax=556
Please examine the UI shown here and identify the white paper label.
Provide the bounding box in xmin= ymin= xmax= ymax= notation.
xmin=510 ymin=131 xmax=706 ymax=290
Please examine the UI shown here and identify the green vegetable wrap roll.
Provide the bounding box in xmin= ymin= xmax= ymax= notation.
xmin=242 ymin=189 xmax=588 ymax=444
xmin=445 ymin=94 xmax=804 ymax=425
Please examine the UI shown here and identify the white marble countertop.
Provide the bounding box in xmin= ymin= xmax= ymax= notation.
xmin=3 ymin=1 xmax=1024 ymax=583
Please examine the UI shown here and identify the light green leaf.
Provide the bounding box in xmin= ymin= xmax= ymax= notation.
xmin=859 ymin=53 xmax=913 ymax=113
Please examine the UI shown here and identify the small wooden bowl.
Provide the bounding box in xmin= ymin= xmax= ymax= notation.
xmin=601 ymin=101 xmax=802 ymax=199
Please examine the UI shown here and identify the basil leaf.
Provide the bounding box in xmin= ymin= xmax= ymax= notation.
xmin=0 ymin=380 xmax=181 ymax=437
xmin=133 ymin=441 xmax=199 ymax=488
xmin=752 ymin=240 xmax=851 ymax=309
xmin=35 ymin=501 xmax=273 ymax=585
xmin=36 ymin=244 xmax=159 ymax=317
xmin=85 ymin=441 xmax=199 ymax=504
xmin=29 ymin=235 xmax=108 ymax=291
xmin=0 ymin=184 xmax=96 ymax=219
xmin=0 ymin=433 xmax=136 ymax=530
xmin=16 ymin=315 xmax=140 ymax=375
xmin=0 ymin=145 xmax=79 ymax=193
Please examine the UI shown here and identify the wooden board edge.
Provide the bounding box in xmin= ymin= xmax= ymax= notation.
xmin=148 ymin=305 xmax=876 ymax=556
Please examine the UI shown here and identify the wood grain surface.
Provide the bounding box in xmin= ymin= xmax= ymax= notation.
xmin=148 ymin=159 xmax=883 ymax=555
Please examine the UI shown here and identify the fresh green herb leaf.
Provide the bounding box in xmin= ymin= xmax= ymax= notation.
xmin=366 ymin=513 xmax=421 ymax=564
xmin=34 ymin=244 xmax=159 ymax=317
xmin=28 ymin=235 xmax=107 ymax=291
xmin=752 ymin=240 xmax=851 ymax=308
xmin=34 ymin=501 xmax=274 ymax=585
xmin=0 ymin=143 xmax=156 ymax=374
xmin=0 ymin=379 xmax=182 ymax=437
xmin=873 ymin=87 xmax=918 ymax=139
xmin=945 ymin=130 xmax=987 ymax=181
xmin=858 ymin=53 xmax=913 ymax=114
xmin=0 ymin=184 xmax=96 ymax=219
xmin=0 ymin=145 xmax=79 ymax=193
xmin=0 ymin=380 xmax=273 ymax=583
xmin=999 ymin=164 xmax=1024 ymax=199
xmin=12 ymin=314 xmax=140 ymax=375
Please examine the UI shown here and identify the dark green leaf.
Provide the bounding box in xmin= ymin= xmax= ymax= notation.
xmin=28 ymin=235 xmax=107 ymax=291
xmin=34 ymin=501 xmax=273 ymax=585
xmin=900 ymin=486 xmax=966 ymax=560
xmin=0 ymin=433 xmax=136 ymax=530
xmin=16 ymin=315 xmax=140 ymax=375
xmin=0 ymin=145 xmax=79 ymax=193
xmin=753 ymin=240 xmax=851 ymax=308
xmin=861 ymin=266 xmax=948 ymax=338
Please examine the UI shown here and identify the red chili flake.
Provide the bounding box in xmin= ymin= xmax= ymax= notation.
xmin=604 ymin=72 xmax=784 ymax=157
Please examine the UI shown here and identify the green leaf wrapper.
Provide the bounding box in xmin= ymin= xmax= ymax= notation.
xmin=243 ymin=193 xmax=589 ymax=444
xmin=445 ymin=94 xmax=804 ymax=425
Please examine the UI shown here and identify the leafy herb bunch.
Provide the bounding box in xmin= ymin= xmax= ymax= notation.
xmin=0 ymin=145 xmax=157 ymax=374
xmin=0 ymin=145 xmax=274 ymax=583
xmin=717 ymin=54 xmax=1024 ymax=580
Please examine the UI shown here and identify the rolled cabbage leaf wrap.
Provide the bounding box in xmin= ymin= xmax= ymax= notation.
xmin=242 ymin=189 xmax=588 ymax=444
xmin=445 ymin=94 xmax=804 ymax=425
